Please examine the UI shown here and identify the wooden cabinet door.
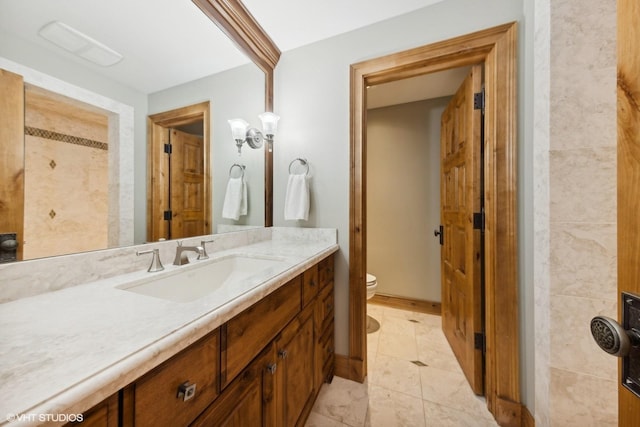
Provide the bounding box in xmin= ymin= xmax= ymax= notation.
xmin=275 ymin=304 xmax=315 ymax=427
xmin=192 ymin=343 xmax=277 ymax=427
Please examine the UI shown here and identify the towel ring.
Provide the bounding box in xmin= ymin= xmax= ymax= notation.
xmin=288 ymin=158 xmax=309 ymax=176
xmin=229 ymin=163 xmax=245 ymax=178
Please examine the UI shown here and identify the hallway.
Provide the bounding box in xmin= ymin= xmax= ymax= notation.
xmin=305 ymin=304 xmax=498 ymax=426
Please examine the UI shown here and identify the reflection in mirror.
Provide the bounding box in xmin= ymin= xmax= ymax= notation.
xmin=0 ymin=0 xmax=266 ymax=262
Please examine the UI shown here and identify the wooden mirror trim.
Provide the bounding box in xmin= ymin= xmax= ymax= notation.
xmin=192 ymin=0 xmax=280 ymax=74
xmin=349 ymin=22 xmax=520 ymax=425
xmin=192 ymin=0 xmax=278 ymax=227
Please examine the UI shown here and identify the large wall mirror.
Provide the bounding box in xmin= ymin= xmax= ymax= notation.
xmin=0 ymin=0 xmax=272 ymax=262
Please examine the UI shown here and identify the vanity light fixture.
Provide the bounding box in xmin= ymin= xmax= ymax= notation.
xmin=259 ymin=112 xmax=280 ymax=153
xmin=228 ymin=118 xmax=264 ymax=155
xmin=38 ymin=21 xmax=123 ymax=67
xmin=228 ymin=112 xmax=280 ymax=155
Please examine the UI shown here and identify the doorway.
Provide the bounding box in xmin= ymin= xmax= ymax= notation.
xmin=147 ymin=102 xmax=211 ymax=242
xmin=348 ymin=22 xmax=519 ymax=425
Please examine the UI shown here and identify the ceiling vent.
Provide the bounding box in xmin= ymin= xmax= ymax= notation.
xmin=38 ymin=21 xmax=123 ymax=67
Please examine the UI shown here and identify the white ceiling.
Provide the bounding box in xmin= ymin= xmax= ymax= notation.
xmin=242 ymin=0 xmax=445 ymax=52
xmin=0 ymin=0 xmax=451 ymax=95
xmin=0 ymin=0 xmax=249 ymax=93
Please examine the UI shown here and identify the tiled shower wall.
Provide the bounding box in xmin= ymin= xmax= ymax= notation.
xmin=544 ymin=0 xmax=618 ymax=424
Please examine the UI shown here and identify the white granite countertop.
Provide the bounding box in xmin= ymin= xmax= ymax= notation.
xmin=0 ymin=230 xmax=338 ymax=426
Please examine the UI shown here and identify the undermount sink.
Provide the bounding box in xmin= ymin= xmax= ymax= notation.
xmin=117 ymin=255 xmax=287 ymax=303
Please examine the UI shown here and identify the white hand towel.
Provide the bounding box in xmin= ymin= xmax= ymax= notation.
xmin=284 ymin=174 xmax=310 ymax=221
xmin=222 ymin=177 xmax=247 ymax=220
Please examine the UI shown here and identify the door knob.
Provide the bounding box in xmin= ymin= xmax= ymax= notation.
xmin=590 ymin=316 xmax=640 ymax=357
xmin=434 ymin=225 xmax=443 ymax=245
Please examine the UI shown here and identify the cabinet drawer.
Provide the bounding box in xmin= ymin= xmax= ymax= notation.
xmin=133 ymin=330 xmax=219 ymax=427
xmin=318 ymin=256 xmax=334 ymax=289
xmin=222 ymin=277 xmax=302 ymax=388
xmin=316 ymin=282 xmax=334 ymax=334
xmin=302 ymin=264 xmax=318 ymax=308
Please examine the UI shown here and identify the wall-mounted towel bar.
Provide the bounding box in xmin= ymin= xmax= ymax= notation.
xmin=229 ymin=163 xmax=245 ymax=178
xmin=289 ymin=158 xmax=309 ymax=175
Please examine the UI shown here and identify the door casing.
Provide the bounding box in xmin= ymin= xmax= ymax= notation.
xmin=348 ymin=22 xmax=520 ymax=425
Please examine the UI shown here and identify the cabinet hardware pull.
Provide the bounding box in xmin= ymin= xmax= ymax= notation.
xmin=177 ymin=381 xmax=197 ymax=402
xmin=267 ymin=363 xmax=277 ymax=374
xmin=310 ymin=280 xmax=316 ymax=287
xmin=278 ymin=349 xmax=288 ymax=359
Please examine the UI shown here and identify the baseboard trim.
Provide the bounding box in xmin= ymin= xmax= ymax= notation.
xmin=522 ymin=405 xmax=535 ymax=427
xmin=494 ymin=397 xmax=523 ymax=427
xmin=369 ymin=294 xmax=441 ymax=315
xmin=334 ymin=354 xmax=365 ymax=383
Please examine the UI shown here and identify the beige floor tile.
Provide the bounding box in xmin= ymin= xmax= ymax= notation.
xmin=378 ymin=314 xmax=417 ymax=337
xmin=423 ymin=400 xmax=499 ymax=427
xmin=367 ymin=384 xmax=426 ymax=427
xmin=308 ymin=304 xmax=499 ymax=427
xmin=416 ymin=342 xmax=463 ymax=374
xmin=420 ymin=366 xmax=492 ymax=419
xmin=305 ymin=411 xmax=351 ymax=427
xmin=377 ymin=330 xmax=418 ymax=360
xmin=369 ymin=353 xmax=422 ymax=399
xmin=310 ymin=376 xmax=369 ymax=426
xmin=415 ymin=325 xmax=455 ymax=357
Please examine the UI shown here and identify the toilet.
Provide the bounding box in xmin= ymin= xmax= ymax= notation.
xmin=366 ymin=273 xmax=380 ymax=333
xmin=366 ymin=273 xmax=378 ymax=300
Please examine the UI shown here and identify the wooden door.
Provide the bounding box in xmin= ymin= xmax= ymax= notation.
xmin=169 ymin=128 xmax=206 ymax=239
xmin=618 ymin=0 xmax=640 ymax=423
xmin=440 ymin=64 xmax=483 ymax=395
xmin=0 ymin=69 xmax=25 ymax=261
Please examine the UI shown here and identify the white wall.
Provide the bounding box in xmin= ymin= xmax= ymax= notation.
xmin=366 ymin=98 xmax=447 ymax=302
xmin=272 ymin=0 xmax=532 ymax=409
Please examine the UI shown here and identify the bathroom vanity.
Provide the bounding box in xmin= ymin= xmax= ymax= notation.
xmin=0 ymin=228 xmax=337 ymax=427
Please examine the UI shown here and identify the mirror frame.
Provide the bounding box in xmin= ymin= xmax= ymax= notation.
xmin=192 ymin=0 xmax=281 ymax=226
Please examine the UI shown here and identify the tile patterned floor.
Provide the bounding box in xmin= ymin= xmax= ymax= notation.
xmin=305 ymin=304 xmax=499 ymax=427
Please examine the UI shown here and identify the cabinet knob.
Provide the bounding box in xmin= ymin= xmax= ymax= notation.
xmin=266 ymin=363 xmax=277 ymax=374
xmin=176 ymin=381 xmax=197 ymax=402
xmin=278 ymin=349 xmax=288 ymax=359
xmin=310 ymin=279 xmax=316 ymax=287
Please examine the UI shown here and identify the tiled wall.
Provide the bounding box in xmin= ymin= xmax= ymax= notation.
xmin=545 ymin=0 xmax=618 ymax=424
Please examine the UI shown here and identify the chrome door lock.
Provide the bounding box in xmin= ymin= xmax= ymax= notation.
xmin=591 ymin=292 xmax=640 ymax=398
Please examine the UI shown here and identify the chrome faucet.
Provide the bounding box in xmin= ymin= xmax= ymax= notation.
xmin=173 ymin=241 xmax=204 ymax=266
xmin=198 ymin=239 xmax=215 ymax=260
xmin=137 ymin=248 xmax=164 ymax=272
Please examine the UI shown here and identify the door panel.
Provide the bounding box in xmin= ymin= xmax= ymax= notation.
xmin=169 ymin=128 xmax=206 ymax=239
xmin=618 ymin=0 xmax=640 ymax=422
xmin=440 ymin=64 xmax=483 ymax=395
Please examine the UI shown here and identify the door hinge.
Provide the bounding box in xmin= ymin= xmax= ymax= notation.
xmin=474 ymin=90 xmax=485 ymax=111
xmin=473 ymin=211 xmax=485 ymax=231
xmin=474 ymin=332 xmax=485 ymax=352
xmin=163 ymin=210 xmax=172 ymax=220
xmin=164 ymin=143 xmax=172 ymax=154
